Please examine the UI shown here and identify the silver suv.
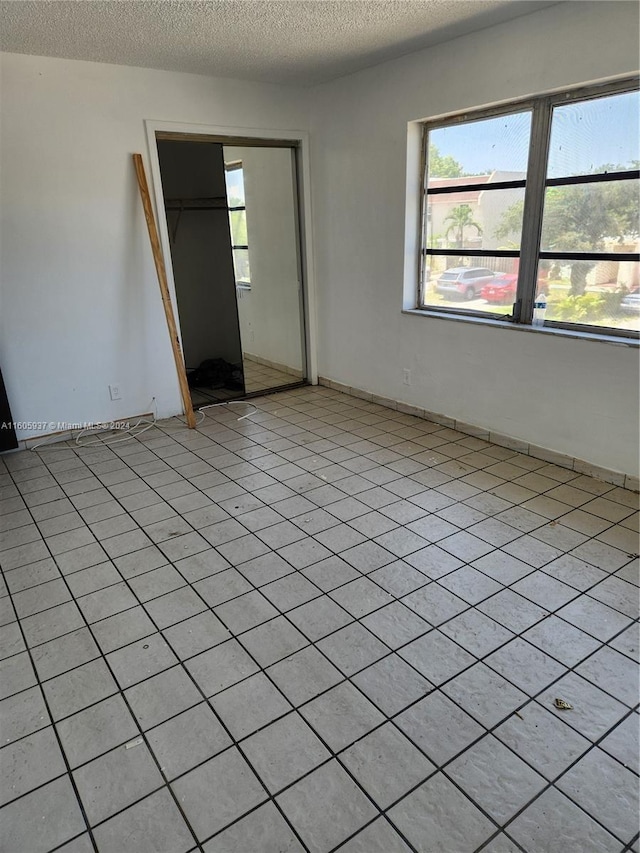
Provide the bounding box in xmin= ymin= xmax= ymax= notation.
xmin=435 ymin=267 xmax=496 ymax=301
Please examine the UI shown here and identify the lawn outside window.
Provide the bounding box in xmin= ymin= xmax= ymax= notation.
xmin=419 ymin=79 xmax=640 ymax=339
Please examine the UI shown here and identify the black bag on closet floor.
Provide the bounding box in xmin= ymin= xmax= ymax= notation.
xmin=187 ymin=358 xmax=244 ymax=390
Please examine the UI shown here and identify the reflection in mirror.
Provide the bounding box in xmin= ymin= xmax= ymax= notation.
xmin=224 ymin=146 xmax=306 ymax=394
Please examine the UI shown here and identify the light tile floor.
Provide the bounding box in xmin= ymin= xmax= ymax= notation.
xmin=243 ymin=358 xmax=302 ymax=395
xmin=0 ymin=385 xmax=638 ymax=853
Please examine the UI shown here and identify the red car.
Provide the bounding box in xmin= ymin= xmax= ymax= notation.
xmin=482 ymin=273 xmax=547 ymax=305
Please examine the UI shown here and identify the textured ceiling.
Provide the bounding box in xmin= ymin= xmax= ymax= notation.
xmin=0 ymin=0 xmax=558 ymax=86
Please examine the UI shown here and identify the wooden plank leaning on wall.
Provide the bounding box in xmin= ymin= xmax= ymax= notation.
xmin=132 ymin=153 xmax=197 ymax=429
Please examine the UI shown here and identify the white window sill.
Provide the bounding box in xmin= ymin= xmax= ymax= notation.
xmin=402 ymin=308 xmax=640 ymax=348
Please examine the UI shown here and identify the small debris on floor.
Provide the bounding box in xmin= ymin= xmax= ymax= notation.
xmin=125 ymin=738 xmax=143 ymax=749
xmin=554 ymin=698 xmax=573 ymax=710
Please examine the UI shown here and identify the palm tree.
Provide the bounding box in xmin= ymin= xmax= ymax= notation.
xmin=444 ymin=204 xmax=483 ymax=248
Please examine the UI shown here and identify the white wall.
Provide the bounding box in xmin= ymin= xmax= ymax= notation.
xmin=226 ymin=146 xmax=304 ymax=375
xmin=310 ymin=1 xmax=640 ymax=477
xmin=0 ymin=53 xmax=308 ymax=438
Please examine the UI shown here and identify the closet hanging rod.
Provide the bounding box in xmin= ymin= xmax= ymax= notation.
xmin=164 ymin=196 xmax=228 ymax=211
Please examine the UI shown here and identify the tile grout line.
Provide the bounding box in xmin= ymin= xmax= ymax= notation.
xmin=0 ymin=544 xmax=101 ymax=852
xmin=2 ymin=410 xmax=637 ymax=772
xmin=2 ymin=466 xmax=209 ymax=853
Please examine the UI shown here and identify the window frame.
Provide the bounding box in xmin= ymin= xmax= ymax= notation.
xmin=418 ymin=77 xmax=640 ymax=339
xmin=224 ymin=160 xmax=251 ymax=291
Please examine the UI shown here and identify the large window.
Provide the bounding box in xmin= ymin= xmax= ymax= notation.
xmin=419 ymin=80 xmax=640 ymax=338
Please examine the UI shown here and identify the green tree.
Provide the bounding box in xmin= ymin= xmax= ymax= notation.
xmin=229 ymin=205 xmax=247 ymax=245
xmin=495 ymin=173 xmax=639 ymax=295
xmin=429 ymin=144 xmax=464 ymax=179
xmin=444 ymin=204 xmax=483 ymax=248
xmin=494 ymin=200 xmax=525 ymax=243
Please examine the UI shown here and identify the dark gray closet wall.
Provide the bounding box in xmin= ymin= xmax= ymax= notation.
xmin=157 ymin=140 xmax=242 ymax=372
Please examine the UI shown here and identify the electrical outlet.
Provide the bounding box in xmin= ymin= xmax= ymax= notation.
xmin=109 ymin=384 xmax=122 ymax=401
xmin=403 ymin=369 xmax=411 ymax=386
